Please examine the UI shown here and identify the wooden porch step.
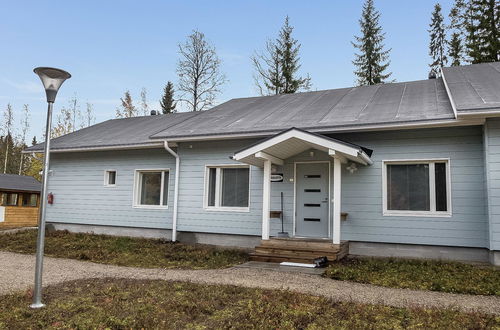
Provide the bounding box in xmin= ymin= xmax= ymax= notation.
xmin=255 ymin=247 xmax=340 ymax=259
xmin=260 ymin=238 xmax=345 ymax=250
xmin=250 ymin=252 xmax=344 ymax=264
xmin=250 ymin=239 xmax=349 ymax=264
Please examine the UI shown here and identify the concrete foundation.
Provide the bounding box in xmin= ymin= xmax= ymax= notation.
xmin=47 ymin=222 xmax=260 ymax=249
xmin=349 ymin=241 xmax=493 ymax=264
xmin=47 ymin=222 xmax=500 ymax=265
xmin=490 ymin=251 xmax=500 ymax=266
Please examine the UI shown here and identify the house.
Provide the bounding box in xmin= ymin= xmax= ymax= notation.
xmin=0 ymin=174 xmax=41 ymax=228
xmin=26 ymin=62 xmax=500 ymax=265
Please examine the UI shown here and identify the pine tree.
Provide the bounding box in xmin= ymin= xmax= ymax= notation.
xmin=448 ymin=32 xmax=463 ymax=65
xmin=115 ymin=90 xmax=137 ymax=118
xmin=473 ymin=0 xmax=499 ymax=62
xmin=429 ymin=3 xmax=448 ymax=75
xmin=277 ymin=16 xmax=311 ymax=94
xmin=252 ymin=16 xmax=311 ymax=95
xmin=352 ymin=0 xmax=392 ymax=85
xmin=160 ymin=81 xmax=177 ymax=114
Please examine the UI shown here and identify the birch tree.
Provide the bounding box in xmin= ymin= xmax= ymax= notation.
xmin=84 ymin=102 xmax=96 ymax=127
xmin=18 ymin=104 xmax=30 ymax=175
xmin=177 ymin=30 xmax=226 ymax=111
xmin=140 ymin=88 xmax=149 ymax=115
xmin=115 ymin=91 xmax=138 ymax=118
xmin=2 ymin=103 xmax=14 ymax=173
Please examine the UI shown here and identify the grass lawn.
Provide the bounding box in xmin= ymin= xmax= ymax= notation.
xmin=1 ymin=278 xmax=499 ymax=329
xmin=325 ymin=257 xmax=500 ymax=296
xmin=0 ymin=229 xmax=248 ymax=269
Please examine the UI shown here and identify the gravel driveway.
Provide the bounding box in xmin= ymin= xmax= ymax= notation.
xmin=1 ymin=251 xmax=500 ymax=315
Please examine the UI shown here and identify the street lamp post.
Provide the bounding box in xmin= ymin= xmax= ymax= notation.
xmin=30 ymin=67 xmax=71 ymax=309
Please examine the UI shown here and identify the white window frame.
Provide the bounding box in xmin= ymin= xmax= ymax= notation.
xmin=382 ymin=158 xmax=452 ymax=217
xmin=104 ymin=170 xmax=117 ymax=187
xmin=133 ymin=169 xmax=170 ymax=209
xmin=203 ymin=164 xmax=251 ymax=212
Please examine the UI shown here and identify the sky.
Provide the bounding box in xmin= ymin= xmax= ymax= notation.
xmin=0 ymin=0 xmax=454 ymax=141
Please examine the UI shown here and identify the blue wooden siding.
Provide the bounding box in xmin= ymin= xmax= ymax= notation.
xmin=45 ymin=125 xmax=490 ymax=249
xmin=484 ymin=119 xmax=500 ymax=250
xmin=46 ymin=149 xmax=175 ymax=229
xmin=334 ymin=126 xmax=488 ymax=248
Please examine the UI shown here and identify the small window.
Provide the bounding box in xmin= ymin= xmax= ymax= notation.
xmin=104 ymin=170 xmax=116 ymax=186
xmin=205 ymin=166 xmax=250 ymax=211
xmin=1 ymin=193 xmax=18 ymax=206
xmin=21 ymin=193 xmax=38 ymax=207
xmin=384 ymin=160 xmax=451 ymax=216
xmin=134 ymin=170 xmax=169 ymax=207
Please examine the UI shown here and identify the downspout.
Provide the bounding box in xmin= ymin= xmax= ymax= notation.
xmin=163 ymin=140 xmax=179 ymax=242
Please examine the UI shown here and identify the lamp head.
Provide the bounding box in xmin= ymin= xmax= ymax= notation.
xmin=33 ymin=67 xmax=71 ymax=103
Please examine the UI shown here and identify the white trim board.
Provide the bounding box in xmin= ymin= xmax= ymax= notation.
xmin=203 ymin=164 xmax=251 ymax=213
xmin=133 ymin=168 xmax=170 ymax=209
xmin=381 ymin=159 xmax=452 ymax=217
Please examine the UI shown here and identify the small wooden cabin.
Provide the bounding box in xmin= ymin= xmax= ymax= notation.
xmin=0 ymin=174 xmax=41 ymax=229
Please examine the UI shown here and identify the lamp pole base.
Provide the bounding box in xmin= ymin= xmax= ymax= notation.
xmin=29 ymin=302 xmax=46 ymax=309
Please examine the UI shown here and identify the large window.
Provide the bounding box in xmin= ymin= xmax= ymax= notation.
xmin=205 ymin=166 xmax=250 ymax=211
xmin=134 ymin=170 xmax=169 ymax=208
xmin=383 ymin=159 xmax=451 ymax=216
xmin=1 ymin=193 xmax=18 ymax=206
xmin=21 ymin=193 xmax=38 ymax=207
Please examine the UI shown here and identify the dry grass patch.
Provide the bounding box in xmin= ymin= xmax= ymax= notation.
xmin=325 ymin=257 xmax=500 ymax=296
xmin=1 ymin=278 xmax=499 ymax=329
xmin=0 ymin=229 xmax=248 ymax=269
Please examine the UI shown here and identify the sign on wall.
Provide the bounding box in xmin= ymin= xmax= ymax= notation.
xmin=271 ymin=173 xmax=284 ymax=182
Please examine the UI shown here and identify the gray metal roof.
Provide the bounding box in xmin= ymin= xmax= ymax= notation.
xmin=27 ymin=62 xmax=500 ymax=152
xmin=442 ymin=62 xmax=500 ymax=112
xmin=150 ymin=78 xmax=454 ymax=139
xmin=0 ymin=174 xmax=41 ymax=192
xmin=26 ymin=112 xmax=198 ymax=152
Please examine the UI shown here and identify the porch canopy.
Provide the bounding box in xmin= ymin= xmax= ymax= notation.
xmin=232 ymin=128 xmax=373 ymax=244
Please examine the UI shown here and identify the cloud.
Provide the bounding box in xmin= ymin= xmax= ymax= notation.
xmin=3 ymin=79 xmax=43 ymax=94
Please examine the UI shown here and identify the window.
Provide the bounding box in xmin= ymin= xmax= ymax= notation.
xmin=205 ymin=166 xmax=250 ymax=211
xmin=21 ymin=193 xmax=38 ymax=207
xmin=383 ymin=160 xmax=451 ymax=216
xmin=134 ymin=170 xmax=169 ymax=208
xmin=104 ymin=170 xmax=116 ymax=186
xmin=1 ymin=193 xmax=18 ymax=206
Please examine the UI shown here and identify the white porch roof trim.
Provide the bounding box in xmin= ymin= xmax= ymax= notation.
xmin=232 ymin=128 xmax=373 ymax=167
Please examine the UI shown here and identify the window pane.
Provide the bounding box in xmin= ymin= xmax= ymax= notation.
xmin=0 ymin=193 xmax=5 ymax=206
xmin=108 ymin=171 xmax=116 ymax=185
xmin=140 ymin=172 xmax=161 ymax=205
xmin=162 ymin=171 xmax=169 ymax=206
xmin=29 ymin=194 xmax=38 ymax=207
xmin=221 ymin=168 xmax=249 ymax=207
xmin=5 ymin=193 xmax=18 ymax=206
xmin=22 ymin=194 xmax=38 ymax=207
xmin=387 ymin=164 xmax=430 ymax=211
xmin=435 ymin=163 xmax=447 ymax=211
xmin=208 ymin=168 xmax=216 ymax=206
